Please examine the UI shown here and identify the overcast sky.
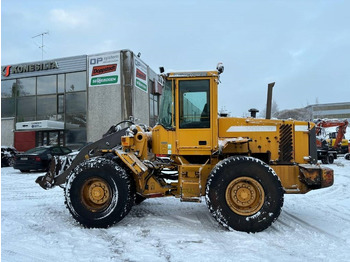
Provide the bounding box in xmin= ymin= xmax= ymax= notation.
xmin=1 ymin=0 xmax=350 ymax=117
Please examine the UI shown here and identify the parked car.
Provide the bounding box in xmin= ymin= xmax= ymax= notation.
xmin=1 ymin=146 xmax=19 ymax=167
xmin=13 ymin=146 xmax=72 ymax=172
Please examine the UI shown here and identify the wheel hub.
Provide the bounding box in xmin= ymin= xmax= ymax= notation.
xmin=225 ymin=176 xmax=265 ymax=216
xmin=81 ymin=178 xmax=111 ymax=211
xmin=89 ymin=182 xmax=110 ymax=205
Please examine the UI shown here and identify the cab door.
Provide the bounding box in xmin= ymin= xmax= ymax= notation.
xmin=176 ymin=79 xmax=213 ymax=155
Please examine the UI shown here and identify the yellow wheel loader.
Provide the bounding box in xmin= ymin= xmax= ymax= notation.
xmin=36 ymin=65 xmax=334 ymax=233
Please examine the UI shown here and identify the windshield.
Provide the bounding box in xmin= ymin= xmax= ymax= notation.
xmin=158 ymin=79 xmax=174 ymax=128
xmin=25 ymin=147 xmax=48 ymax=154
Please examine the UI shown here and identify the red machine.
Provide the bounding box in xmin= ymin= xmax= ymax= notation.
xmin=315 ymin=119 xmax=348 ymax=164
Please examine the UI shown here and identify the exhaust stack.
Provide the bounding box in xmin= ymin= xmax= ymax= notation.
xmin=266 ymin=82 xmax=275 ymax=119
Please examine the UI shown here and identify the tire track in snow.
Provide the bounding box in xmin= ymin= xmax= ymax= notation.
xmin=283 ymin=211 xmax=344 ymax=241
xmin=327 ymin=206 xmax=350 ymax=223
xmin=195 ymin=211 xmax=233 ymax=252
xmin=272 ymin=218 xmax=294 ymax=231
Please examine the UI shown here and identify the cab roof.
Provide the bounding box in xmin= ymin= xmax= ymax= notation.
xmin=167 ymin=70 xmax=219 ymax=78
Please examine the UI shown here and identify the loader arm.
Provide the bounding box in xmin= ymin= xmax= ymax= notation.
xmin=36 ymin=127 xmax=128 ymax=189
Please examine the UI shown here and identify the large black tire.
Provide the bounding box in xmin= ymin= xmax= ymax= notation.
xmin=65 ymin=157 xmax=134 ymax=228
xmin=135 ymin=194 xmax=147 ymax=205
xmin=328 ymin=154 xmax=334 ymax=164
xmin=345 ymin=153 xmax=350 ymax=160
xmin=206 ymin=156 xmax=284 ymax=233
xmin=321 ymin=156 xmax=329 ymax=164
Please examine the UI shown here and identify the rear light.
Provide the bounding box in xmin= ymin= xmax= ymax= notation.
xmin=35 ymin=156 xmax=41 ymax=162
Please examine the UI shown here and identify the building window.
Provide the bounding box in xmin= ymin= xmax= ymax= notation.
xmin=1 ymin=79 xmax=16 ymax=98
xmin=1 ymin=70 xmax=87 ymax=149
xmin=37 ymin=95 xmax=57 ymax=120
xmin=16 ymin=77 xmax=36 ymax=96
xmin=37 ymin=75 xmax=57 ymax=95
xmin=17 ymin=96 xmax=36 ymax=121
xmin=66 ymin=92 xmax=86 ymax=114
xmin=149 ymin=93 xmax=159 ymax=126
xmin=37 ymin=130 xmax=65 ymax=146
xmin=65 ymin=128 xmax=87 ymax=149
xmin=66 ymin=72 xmax=86 ymax=92
xmin=58 ymin=74 xmax=65 ymax=93
xmin=66 ymin=92 xmax=87 ymax=128
xmin=1 ymin=98 xmax=15 ymax=117
xmin=58 ymin=94 xmax=64 ymax=114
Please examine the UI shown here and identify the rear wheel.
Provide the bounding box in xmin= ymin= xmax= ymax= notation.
xmin=65 ymin=157 xmax=133 ymax=228
xmin=321 ymin=155 xmax=329 ymax=164
xmin=328 ymin=154 xmax=334 ymax=164
xmin=345 ymin=153 xmax=350 ymax=160
xmin=206 ymin=156 xmax=284 ymax=233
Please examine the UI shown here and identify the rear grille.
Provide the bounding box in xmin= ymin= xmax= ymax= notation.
xmin=279 ymin=124 xmax=293 ymax=163
xmin=309 ymin=126 xmax=318 ymax=164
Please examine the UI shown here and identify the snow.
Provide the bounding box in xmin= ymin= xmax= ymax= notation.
xmin=2 ymin=158 xmax=350 ymax=261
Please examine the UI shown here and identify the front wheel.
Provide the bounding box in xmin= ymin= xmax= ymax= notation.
xmin=7 ymin=157 xmax=15 ymax=167
xmin=206 ymin=156 xmax=284 ymax=233
xmin=65 ymin=158 xmax=134 ymax=228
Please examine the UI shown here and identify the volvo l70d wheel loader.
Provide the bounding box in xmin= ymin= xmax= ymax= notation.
xmin=36 ymin=64 xmax=334 ymax=233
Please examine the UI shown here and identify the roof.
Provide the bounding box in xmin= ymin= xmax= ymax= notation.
xmin=167 ymin=70 xmax=219 ymax=78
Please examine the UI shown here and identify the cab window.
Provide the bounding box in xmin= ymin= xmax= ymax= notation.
xmin=158 ymin=79 xmax=174 ymax=128
xmin=179 ymin=80 xmax=210 ymax=128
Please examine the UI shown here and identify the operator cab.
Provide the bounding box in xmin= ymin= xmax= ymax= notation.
xmin=154 ymin=69 xmax=222 ymax=156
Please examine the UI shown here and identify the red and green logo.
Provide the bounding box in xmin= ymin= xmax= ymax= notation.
xmin=2 ymin=66 xmax=11 ymax=77
xmin=91 ymin=75 xmax=118 ymax=86
xmin=91 ymin=64 xmax=117 ymax=76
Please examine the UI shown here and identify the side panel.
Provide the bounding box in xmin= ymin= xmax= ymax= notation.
xmin=218 ymin=117 xmax=312 ymax=165
xmin=219 ymin=118 xmax=283 ymax=162
xmin=151 ymin=125 xmax=177 ymax=155
xmin=294 ymin=121 xmax=312 ymax=163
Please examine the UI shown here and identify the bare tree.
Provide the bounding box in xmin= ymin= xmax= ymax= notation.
xmin=274 ymin=108 xmax=312 ymax=121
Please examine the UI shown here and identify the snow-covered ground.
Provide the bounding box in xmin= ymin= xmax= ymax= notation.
xmin=1 ymin=158 xmax=350 ymax=262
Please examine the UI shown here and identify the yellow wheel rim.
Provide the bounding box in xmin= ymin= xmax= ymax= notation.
xmin=225 ymin=176 xmax=265 ymax=216
xmin=81 ymin=178 xmax=111 ymax=212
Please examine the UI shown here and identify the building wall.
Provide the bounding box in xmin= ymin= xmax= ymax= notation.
xmin=133 ymin=54 xmax=150 ymax=125
xmin=86 ymin=50 xmax=158 ymax=141
xmin=134 ymin=86 xmax=150 ymax=125
xmin=2 ymin=49 xmax=160 ymax=147
xmin=307 ymin=102 xmax=350 ymax=121
xmin=87 ymin=83 xmax=122 ymax=141
xmin=1 ymin=55 xmax=88 ymax=149
xmin=2 ymin=55 xmax=86 ymax=80
xmin=1 ymin=118 xmax=15 ymax=146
